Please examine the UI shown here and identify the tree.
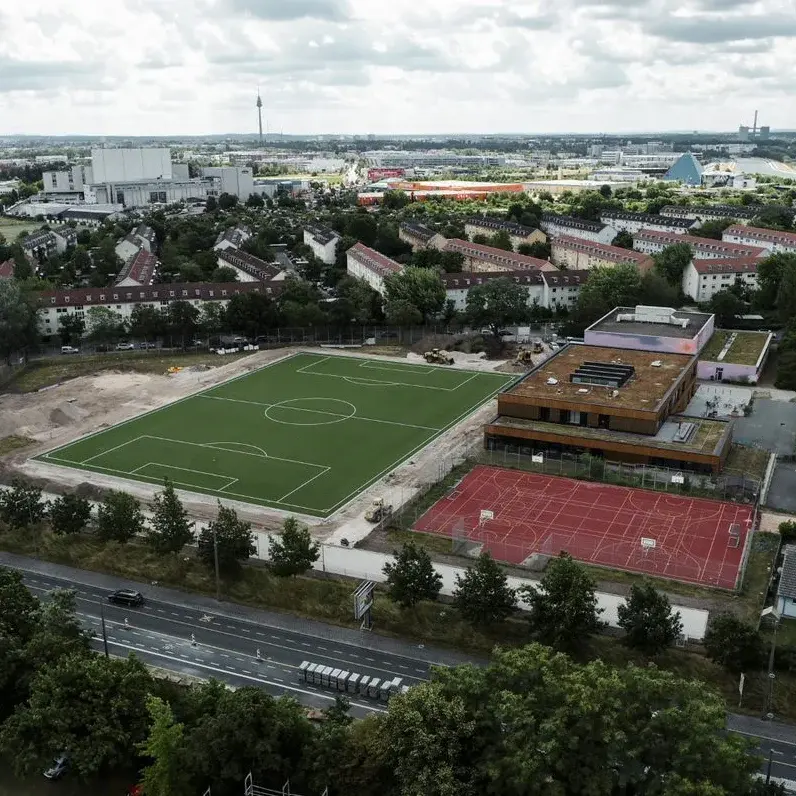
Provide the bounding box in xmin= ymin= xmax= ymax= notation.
xmin=692 ymin=219 xmax=733 ymax=240
xmin=0 ymin=280 xmax=38 ymax=364
xmin=776 ymin=261 xmax=796 ymax=325
xmin=611 ymin=230 xmax=634 ymax=249
xmin=148 ymin=479 xmax=195 ymax=554
xmin=574 ymin=263 xmax=643 ymax=328
xmin=197 ymin=502 xmax=255 ymax=575
xmin=384 ymin=298 xmax=422 ymax=327
xmin=48 ymin=493 xmax=91 ymax=536
xmin=268 ymin=516 xmax=320 ymax=577
xmin=96 ymin=490 xmax=145 ymax=543
xmin=466 ymin=277 xmax=528 ymax=337
xmin=383 ymin=542 xmax=443 ymax=608
xmin=710 ymin=289 xmax=745 ymax=326
xmin=756 ymin=253 xmax=796 ymax=311
xmin=0 ymin=567 xmax=39 ymax=643
xmin=617 ymin=581 xmax=683 ymax=655
xmin=217 ymin=192 xmax=238 ymax=211
xmin=86 ymin=306 xmax=126 ymax=345
xmin=599 ymin=183 xmax=612 ymax=198
xmin=384 ymin=266 xmax=445 ymax=322
xmin=211 ymin=265 xmax=239 ymax=282
xmin=0 ymin=479 xmax=46 ymax=529
xmin=752 ymin=204 xmax=794 ymax=230
xmin=198 ymin=302 xmax=226 ymax=337
xmin=381 ymin=644 xmax=760 ymax=796
xmin=205 ymin=196 xmax=217 ymax=212
xmin=224 ymin=292 xmax=278 ymax=338
xmin=654 ymin=242 xmax=694 ymax=286
xmin=489 ymin=230 xmax=514 ymax=251
xmin=703 ymin=613 xmax=764 ymax=674
xmin=0 ymin=653 xmax=153 ymax=779
xmin=245 ymin=192 xmax=265 ymax=208
xmin=57 ymin=313 xmax=85 ymax=345
xmin=520 ymin=552 xmax=602 ymax=651
xmin=453 ymin=552 xmax=516 ymax=626
xmin=167 ymin=300 xmax=200 ymax=348
xmin=138 ymin=696 xmax=192 ymax=796
xmin=129 ymin=304 xmax=167 ymax=342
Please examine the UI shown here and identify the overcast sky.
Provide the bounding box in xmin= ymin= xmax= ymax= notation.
xmin=1 ymin=0 xmax=795 ymax=137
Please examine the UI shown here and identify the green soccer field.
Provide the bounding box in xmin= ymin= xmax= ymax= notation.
xmin=38 ymin=353 xmax=515 ymax=517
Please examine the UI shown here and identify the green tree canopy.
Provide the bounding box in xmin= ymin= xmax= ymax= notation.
xmin=710 ymin=289 xmax=746 ymax=326
xmin=197 ymin=502 xmax=255 ymax=576
xmin=654 ymin=242 xmax=694 ymax=286
xmin=453 ymin=551 xmax=516 ymax=626
xmin=129 ymin=304 xmax=167 ymax=341
xmin=520 ymin=552 xmax=602 ymax=652
xmin=57 ymin=313 xmax=85 ymax=345
xmin=617 ymin=581 xmax=683 ymax=655
xmin=611 ymin=230 xmax=634 ymax=249
xmin=148 ymin=479 xmax=195 ymax=554
xmin=96 ymin=490 xmax=145 ymax=543
xmin=86 ymin=306 xmax=126 ymax=345
xmin=703 ymin=613 xmax=764 ymax=674
xmin=0 ymin=479 xmax=46 ymax=529
xmin=48 ymin=493 xmax=91 ymax=536
xmin=384 ymin=266 xmax=445 ymax=322
xmin=466 ymin=278 xmax=528 ymax=337
xmin=0 ymin=280 xmax=39 ymax=364
xmin=383 ymin=542 xmax=443 ymax=608
xmin=268 ymin=516 xmax=320 ymax=577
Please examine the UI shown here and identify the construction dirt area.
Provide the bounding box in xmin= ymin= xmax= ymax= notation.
xmin=1 ymin=347 xmax=509 ymax=543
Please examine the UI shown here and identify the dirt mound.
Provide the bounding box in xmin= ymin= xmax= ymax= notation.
xmin=50 ymin=401 xmax=89 ymax=426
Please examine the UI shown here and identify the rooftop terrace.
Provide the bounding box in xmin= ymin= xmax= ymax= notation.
xmin=507 ymin=345 xmax=694 ymax=411
xmin=700 ymin=330 xmax=772 ymax=366
xmin=587 ymin=306 xmax=713 ymax=341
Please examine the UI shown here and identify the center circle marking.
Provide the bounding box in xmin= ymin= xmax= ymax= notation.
xmin=264 ymin=398 xmax=357 ymax=426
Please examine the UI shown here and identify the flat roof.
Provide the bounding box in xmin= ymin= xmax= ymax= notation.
xmin=506 ymin=345 xmax=694 ymax=411
xmin=700 ymin=330 xmax=771 ymax=365
xmin=587 ymin=307 xmax=713 ymax=340
xmin=487 ymin=414 xmax=729 ymax=457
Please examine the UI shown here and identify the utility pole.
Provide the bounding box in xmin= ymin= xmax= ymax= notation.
xmin=213 ymin=527 xmax=221 ymax=602
xmin=100 ymin=603 xmax=109 ymax=658
xmin=763 ymin=606 xmax=781 ymax=720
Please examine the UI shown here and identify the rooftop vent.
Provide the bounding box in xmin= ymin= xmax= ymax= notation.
xmin=615 ymin=305 xmax=689 ymax=329
xmin=651 ymin=360 xmax=662 ymax=367
xmin=571 ymin=361 xmax=635 ymax=389
xmin=673 ymin=422 xmax=697 ymax=443
xmin=546 ymin=377 xmax=559 ymax=386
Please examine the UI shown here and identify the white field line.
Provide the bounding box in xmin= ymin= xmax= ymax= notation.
xmin=135 ymin=461 xmax=238 ymax=491
xmin=358 ymin=361 xmax=435 ymax=375
xmin=276 ymin=466 xmax=332 ymax=504
xmin=201 ymin=394 xmax=440 ymax=432
xmin=80 ymin=436 xmax=143 ymax=464
xmin=295 ymin=355 xmax=331 ymax=375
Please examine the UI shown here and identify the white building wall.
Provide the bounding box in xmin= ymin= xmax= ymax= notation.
xmin=202 ymin=167 xmax=255 ymax=199
xmin=723 ymin=231 xmax=796 ymax=255
xmin=682 ymin=263 xmax=700 ymax=301
xmin=346 ymin=254 xmax=386 ymax=295
xmin=445 ymin=283 xmax=544 ymax=312
xmin=91 ymin=148 xmax=173 ymax=183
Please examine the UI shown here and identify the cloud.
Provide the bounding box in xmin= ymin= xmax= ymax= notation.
xmin=225 ymin=0 xmax=350 ymax=21
xmin=0 ymin=57 xmax=104 ymax=91
xmin=648 ymin=13 xmax=796 ymax=42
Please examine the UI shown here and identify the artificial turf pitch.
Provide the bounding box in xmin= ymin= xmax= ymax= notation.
xmin=38 ymin=353 xmax=515 ymax=517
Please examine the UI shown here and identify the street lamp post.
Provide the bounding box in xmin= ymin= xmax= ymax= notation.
xmin=762 ymin=606 xmax=781 ymax=720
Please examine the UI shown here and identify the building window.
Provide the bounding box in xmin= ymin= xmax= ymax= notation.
xmin=539 ymin=406 xmax=550 ymax=422
xmin=100 ymin=295 xmax=105 ymax=301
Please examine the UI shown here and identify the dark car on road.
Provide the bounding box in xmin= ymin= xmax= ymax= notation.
xmin=108 ymin=589 xmax=144 ymax=607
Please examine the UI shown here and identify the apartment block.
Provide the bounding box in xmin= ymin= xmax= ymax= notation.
xmin=551 ymin=236 xmax=654 ymax=272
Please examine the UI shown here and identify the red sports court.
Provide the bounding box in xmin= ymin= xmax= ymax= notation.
xmin=413 ymin=466 xmax=754 ymax=589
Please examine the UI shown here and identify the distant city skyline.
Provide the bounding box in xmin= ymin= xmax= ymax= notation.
xmin=1 ymin=0 xmax=795 ymax=137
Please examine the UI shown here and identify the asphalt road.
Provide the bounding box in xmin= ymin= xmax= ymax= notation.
xmin=3 ymin=550 xmax=796 ymax=780
xmin=0 ymin=552 xmax=476 ymax=718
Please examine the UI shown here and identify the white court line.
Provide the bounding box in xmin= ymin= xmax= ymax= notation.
xmin=276 ymin=466 xmax=331 ymax=504
xmin=358 ymin=361 xmax=435 ymax=375
xmin=296 ymin=355 xmax=331 ymax=375
xmin=137 ymin=461 xmax=238 ymax=491
xmin=79 ymin=436 xmax=143 ymax=465
xmin=201 ymin=394 xmax=440 ymax=432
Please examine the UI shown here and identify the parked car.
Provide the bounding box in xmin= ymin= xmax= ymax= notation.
xmin=43 ymin=755 xmax=69 ymax=780
xmin=107 ymin=589 xmax=144 ymax=607
xmin=116 ymin=342 xmax=136 ymax=351
xmin=138 ymin=342 xmax=157 ymax=349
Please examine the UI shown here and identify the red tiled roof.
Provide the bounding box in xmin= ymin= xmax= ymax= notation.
xmin=445 ymin=238 xmax=555 ymax=271
xmin=634 ymin=229 xmax=766 ymax=258
xmin=38 ymin=281 xmax=281 ymax=309
xmin=441 ymin=270 xmax=544 ymax=289
xmin=116 ymin=249 xmax=157 ymax=286
xmin=0 ymin=259 xmax=14 ymax=279
xmin=552 ymin=235 xmax=652 ymax=266
xmin=691 ymin=257 xmax=761 ymax=275
xmin=542 ymin=270 xmax=589 ymax=286
xmin=217 ymin=248 xmax=283 ymax=281
xmin=723 ymin=224 xmax=796 ymax=247
xmin=347 ymin=243 xmax=403 ymax=277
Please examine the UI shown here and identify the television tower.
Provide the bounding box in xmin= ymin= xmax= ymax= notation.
xmin=256 ymin=88 xmax=263 ymax=146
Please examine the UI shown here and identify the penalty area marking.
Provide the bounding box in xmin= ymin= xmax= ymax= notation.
xmin=131 ymin=462 xmax=238 ymax=492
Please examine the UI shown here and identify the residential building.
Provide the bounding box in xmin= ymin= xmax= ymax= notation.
xmin=346 ymin=243 xmax=403 ymax=295
xmin=37 ymin=281 xmax=281 ymax=338
xmin=115 ymin=224 xmax=157 ymax=262
xmin=303 ymin=226 xmax=341 ymax=265
xmin=484 ymin=344 xmax=732 ymax=473
xmin=0 ymin=259 xmax=15 ymax=280
xmin=697 ymin=330 xmax=773 ymax=384
xmin=584 ymin=306 xmax=715 ymax=357
xmin=21 ymin=230 xmax=58 ymax=260
xmin=200 ymin=167 xmax=254 ymax=200
xmin=213 ymin=226 xmax=252 ymax=252
xmin=551 ymin=236 xmax=654 ymax=272
xmin=216 ymin=248 xmax=284 ymax=283
xmin=632 ymin=229 xmax=767 ymax=260
xmin=540 ymin=213 xmax=617 ymax=244
xmin=662 ymin=153 xmax=703 ymax=186
xmin=115 ymin=249 xmax=158 ymax=287
xmin=464 ymin=216 xmax=547 ymax=249
xmin=599 ymin=211 xmax=697 ymax=235
xmin=659 ymin=204 xmax=759 ymax=224
xmin=398 ymin=222 xmax=447 ymax=251
xmin=444 ymin=239 xmax=555 ymax=273
xmin=722 ymin=224 xmax=796 ymax=255
xmin=51 ymin=227 xmax=78 ymax=252
xmin=681 ymin=257 xmax=761 ymax=302
xmin=442 ymin=270 xmax=544 ymax=312
xmin=541 ymin=270 xmax=588 ymax=310
xmin=776 ymin=545 xmax=796 ymax=618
